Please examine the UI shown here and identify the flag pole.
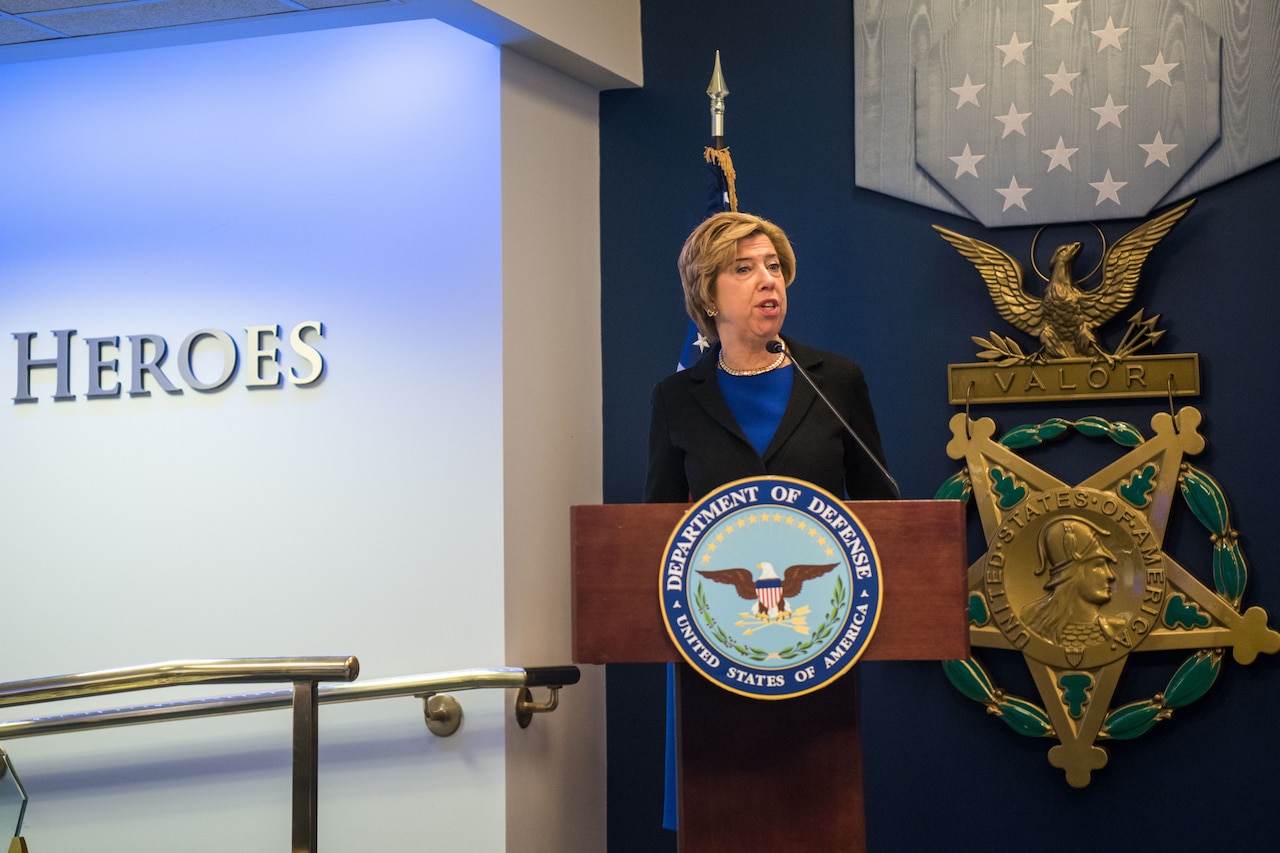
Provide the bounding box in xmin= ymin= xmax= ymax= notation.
xmin=678 ymin=52 xmax=738 ymax=372
xmin=705 ymin=51 xmax=737 ymax=212
xmin=668 ymin=52 xmax=740 ymax=815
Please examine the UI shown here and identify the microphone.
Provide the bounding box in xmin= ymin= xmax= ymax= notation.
xmin=768 ymin=339 xmax=901 ymax=499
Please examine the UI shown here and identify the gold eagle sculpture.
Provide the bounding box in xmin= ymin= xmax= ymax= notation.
xmin=933 ymin=198 xmax=1195 ymax=364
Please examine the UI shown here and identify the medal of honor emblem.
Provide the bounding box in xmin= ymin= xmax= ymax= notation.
xmin=940 ymin=409 xmax=1280 ymax=785
xmin=659 ymin=476 xmax=882 ymax=700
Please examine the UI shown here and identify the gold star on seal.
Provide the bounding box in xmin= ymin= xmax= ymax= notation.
xmin=943 ymin=408 xmax=1280 ymax=787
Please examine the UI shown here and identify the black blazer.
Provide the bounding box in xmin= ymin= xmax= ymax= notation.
xmin=644 ymin=337 xmax=895 ymax=502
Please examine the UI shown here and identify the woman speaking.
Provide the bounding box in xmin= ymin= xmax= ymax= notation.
xmin=645 ymin=210 xmax=896 ymax=503
xmin=643 ymin=210 xmax=896 ymax=840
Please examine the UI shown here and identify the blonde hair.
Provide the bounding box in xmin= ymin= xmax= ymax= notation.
xmin=678 ymin=211 xmax=796 ymax=341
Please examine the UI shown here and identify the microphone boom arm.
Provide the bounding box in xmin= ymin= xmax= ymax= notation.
xmin=768 ymin=339 xmax=901 ymax=500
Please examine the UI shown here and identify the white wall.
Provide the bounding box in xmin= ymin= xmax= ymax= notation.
xmin=478 ymin=0 xmax=643 ymax=87
xmin=0 ymin=18 xmax=510 ymax=852
xmin=500 ymin=48 xmax=606 ymax=852
xmin=0 ymin=0 xmax=634 ymax=846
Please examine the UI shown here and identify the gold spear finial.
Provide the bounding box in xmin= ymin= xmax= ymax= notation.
xmin=704 ymin=51 xmax=737 ymax=210
xmin=707 ymin=50 xmax=728 ymax=142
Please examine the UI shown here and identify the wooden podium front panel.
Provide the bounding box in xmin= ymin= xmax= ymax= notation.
xmin=571 ymin=500 xmax=969 ymax=665
xmin=677 ymin=665 xmax=865 ymax=852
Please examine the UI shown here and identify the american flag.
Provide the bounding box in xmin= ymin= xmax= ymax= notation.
xmin=914 ymin=0 xmax=1220 ymax=227
xmin=676 ymin=149 xmax=735 ymax=371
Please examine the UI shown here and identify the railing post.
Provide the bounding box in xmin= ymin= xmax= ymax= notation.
xmin=291 ymin=680 xmax=319 ymax=853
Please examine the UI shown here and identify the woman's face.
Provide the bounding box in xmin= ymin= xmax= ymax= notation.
xmin=711 ymin=233 xmax=787 ymax=348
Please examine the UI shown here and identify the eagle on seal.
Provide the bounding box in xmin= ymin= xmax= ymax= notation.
xmin=933 ymin=198 xmax=1195 ymax=364
xmin=697 ymin=561 xmax=837 ymax=620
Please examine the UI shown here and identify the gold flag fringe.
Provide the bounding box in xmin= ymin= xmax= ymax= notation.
xmin=704 ymin=146 xmax=738 ymax=213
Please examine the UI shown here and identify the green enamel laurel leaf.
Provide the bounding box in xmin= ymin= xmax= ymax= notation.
xmin=1163 ymin=651 xmax=1221 ymax=708
xmin=989 ymin=468 xmax=1026 ymax=509
xmin=1163 ymin=594 xmax=1209 ymax=630
xmin=1000 ymin=424 xmax=1044 ymax=449
xmin=1034 ymin=418 xmax=1071 ymax=440
xmin=1058 ymin=673 xmax=1092 ymax=719
xmin=1103 ymin=700 xmax=1162 ymax=740
xmin=1072 ymin=416 xmax=1111 ymax=437
xmin=1214 ymin=542 xmax=1247 ymax=602
xmin=1181 ymin=467 xmax=1229 ymax=532
xmin=1107 ymin=422 xmax=1145 ymax=447
xmin=934 ymin=472 xmax=971 ymax=501
xmin=995 ymin=696 xmax=1052 ymax=737
xmin=942 ymin=659 xmax=995 ymax=704
xmin=1000 ymin=418 xmax=1070 ymax=446
xmin=968 ymin=593 xmax=990 ymax=627
xmin=996 ymin=416 xmax=1145 ymax=450
xmin=1118 ymin=463 xmax=1158 ymax=508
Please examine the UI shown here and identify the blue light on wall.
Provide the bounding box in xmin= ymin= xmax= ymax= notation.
xmin=0 ymin=17 xmax=506 ymax=852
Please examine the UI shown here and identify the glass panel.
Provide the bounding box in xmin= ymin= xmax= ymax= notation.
xmin=0 ymin=750 xmax=27 ymax=838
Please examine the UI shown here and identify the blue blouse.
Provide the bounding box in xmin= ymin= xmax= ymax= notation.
xmin=716 ymin=364 xmax=794 ymax=455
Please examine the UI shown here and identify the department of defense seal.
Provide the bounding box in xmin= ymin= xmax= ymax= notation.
xmin=659 ymin=476 xmax=883 ymax=700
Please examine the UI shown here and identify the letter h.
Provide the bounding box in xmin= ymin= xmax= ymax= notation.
xmin=13 ymin=330 xmax=76 ymax=403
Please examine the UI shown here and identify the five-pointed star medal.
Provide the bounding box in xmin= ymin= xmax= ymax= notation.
xmin=946 ymin=409 xmax=1280 ymax=786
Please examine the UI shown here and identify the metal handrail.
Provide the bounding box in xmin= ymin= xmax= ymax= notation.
xmin=0 ymin=666 xmax=581 ymax=739
xmin=0 ymin=660 xmax=580 ymax=853
xmin=0 ymin=657 xmax=360 ymax=709
xmin=0 ymin=657 xmax=361 ymax=853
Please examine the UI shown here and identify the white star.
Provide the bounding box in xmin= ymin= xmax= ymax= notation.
xmin=995 ymin=102 xmax=1032 ymax=138
xmin=1043 ymin=0 xmax=1080 ymax=26
xmin=1091 ymin=17 xmax=1128 ymax=52
xmin=949 ymin=74 xmax=985 ymax=109
xmin=949 ymin=143 xmax=986 ymax=178
xmin=1043 ymin=61 xmax=1080 ymax=96
xmin=1089 ymin=169 xmax=1127 ymax=206
xmin=694 ymin=332 xmax=711 ymax=352
xmin=1042 ymin=137 xmax=1079 ymax=172
xmin=996 ymin=176 xmax=1032 ymax=212
xmin=1139 ymin=132 xmax=1178 ymax=167
xmin=996 ymin=32 xmax=1032 ymax=67
xmin=1091 ymin=94 xmax=1129 ymax=129
xmin=1141 ymin=52 xmax=1179 ymax=87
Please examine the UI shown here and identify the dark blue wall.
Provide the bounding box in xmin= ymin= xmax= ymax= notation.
xmin=600 ymin=2 xmax=1280 ymax=850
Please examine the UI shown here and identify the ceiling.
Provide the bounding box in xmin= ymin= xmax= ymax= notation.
xmin=0 ymin=0 xmax=637 ymax=98
xmin=0 ymin=0 xmax=391 ymax=49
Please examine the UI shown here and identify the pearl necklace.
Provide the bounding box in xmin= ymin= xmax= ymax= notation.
xmin=718 ymin=349 xmax=787 ymax=377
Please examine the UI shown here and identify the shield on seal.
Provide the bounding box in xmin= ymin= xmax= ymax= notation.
xmin=755 ymin=576 xmax=783 ymax=612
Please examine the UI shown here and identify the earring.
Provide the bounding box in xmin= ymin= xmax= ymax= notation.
xmin=706 ymin=307 xmax=718 ymax=317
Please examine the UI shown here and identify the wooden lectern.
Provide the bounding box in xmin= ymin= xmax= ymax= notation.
xmin=571 ymin=500 xmax=968 ymax=853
